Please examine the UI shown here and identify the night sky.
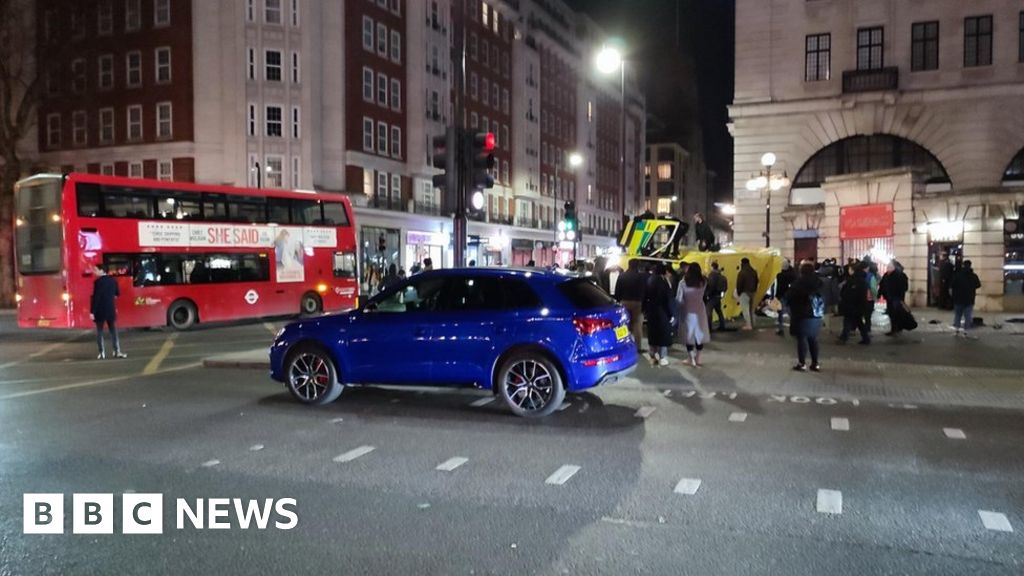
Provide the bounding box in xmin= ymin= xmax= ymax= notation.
xmin=564 ymin=0 xmax=736 ymax=201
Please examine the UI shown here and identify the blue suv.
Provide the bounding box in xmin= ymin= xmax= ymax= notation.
xmin=270 ymin=268 xmax=637 ymax=417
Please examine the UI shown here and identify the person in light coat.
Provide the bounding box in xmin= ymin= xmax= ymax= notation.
xmin=676 ymin=262 xmax=710 ymax=367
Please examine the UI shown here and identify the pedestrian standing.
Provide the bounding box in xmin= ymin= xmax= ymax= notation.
xmin=705 ymin=261 xmax=727 ymax=331
xmin=379 ymin=263 xmax=400 ymax=293
xmin=614 ymin=259 xmax=647 ymax=354
xmin=939 ymin=252 xmax=955 ymax=310
xmin=423 ymin=258 xmax=434 ymax=271
xmin=774 ymin=259 xmax=796 ymax=336
xmin=676 ymin=262 xmax=710 ymax=367
xmin=735 ymin=258 xmax=759 ymax=331
xmin=951 ymin=259 xmax=981 ymax=338
xmin=90 ymin=265 xmax=127 ymax=359
xmin=879 ymin=260 xmax=909 ymax=336
xmin=787 ymin=262 xmax=824 ymax=372
xmin=838 ymin=264 xmax=871 ymax=345
xmin=863 ymin=260 xmax=879 ymax=335
xmin=643 ymin=263 xmax=675 ymax=366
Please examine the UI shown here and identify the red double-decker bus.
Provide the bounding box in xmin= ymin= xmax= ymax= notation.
xmin=13 ymin=173 xmax=358 ymax=330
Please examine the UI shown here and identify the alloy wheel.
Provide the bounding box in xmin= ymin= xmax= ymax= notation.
xmin=288 ymin=353 xmax=331 ymax=401
xmin=503 ymin=360 xmax=555 ymax=413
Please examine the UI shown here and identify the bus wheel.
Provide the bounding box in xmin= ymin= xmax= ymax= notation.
xmin=167 ymin=300 xmax=198 ymax=331
xmin=300 ymin=292 xmax=322 ymax=316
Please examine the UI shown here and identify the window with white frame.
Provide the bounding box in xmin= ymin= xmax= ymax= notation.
xmin=265 ymin=50 xmax=282 ymax=81
xmin=501 ymin=125 xmax=509 ymax=150
xmin=98 ymin=2 xmax=113 ymax=34
xmin=158 ymin=160 xmax=172 ymax=181
xmin=481 ymin=79 xmax=489 ymax=107
xmin=362 ymin=17 xmax=374 ymax=51
xmin=72 ymin=59 xmax=86 ymax=93
xmin=72 ymin=111 xmax=87 ymax=146
xmin=248 ymin=154 xmax=259 ymax=186
xmin=290 ymin=0 xmax=299 ymax=26
xmin=125 ymin=0 xmax=141 ymax=31
xmin=246 ymin=0 xmax=254 ymax=21
xmin=390 ymin=126 xmax=401 ymax=159
xmin=390 ymin=78 xmax=401 ymax=110
xmin=502 ymin=89 xmax=509 ymax=114
xmin=265 ymin=156 xmax=283 ymax=187
xmin=291 ymin=156 xmax=300 ymax=188
xmin=376 ymin=23 xmax=387 ymax=56
xmin=362 ymin=117 xmax=374 ymax=151
xmin=390 ymin=30 xmax=401 ymax=63
xmin=265 ymin=0 xmax=282 ymax=24
xmin=291 ymin=106 xmax=300 ymax=139
xmin=129 ymin=161 xmax=143 ymax=178
xmin=389 ymin=0 xmax=400 ymax=16
xmin=390 ymin=174 xmax=401 ymax=204
xmin=247 ymin=104 xmax=257 ymax=136
xmin=100 ymin=163 xmax=115 ymax=176
xmin=470 ymin=112 xmax=478 ymax=129
xmin=154 ymin=0 xmax=170 ymax=27
xmin=470 ymin=72 xmax=478 ymax=100
xmin=247 ymin=48 xmax=256 ymax=80
xmin=377 ymin=171 xmax=387 ymax=201
xmin=98 ymin=55 xmax=114 ymax=89
xmin=127 ymin=51 xmax=142 ymax=86
xmin=99 ymin=108 xmax=115 ymax=144
xmin=265 ymin=105 xmax=282 ymax=137
xmin=155 ymin=47 xmax=171 ymax=83
xmin=156 ymin=102 xmax=172 ymax=139
xmin=362 ymin=67 xmax=374 ymax=101
xmin=291 ymin=51 xmax=300 ymax=83
xmin=377 ymin=122 xmax=388 ymax=155
xmin=127 ymin=105 xmax=143 ymax=141
xmin=482 ymin=2 xmax=489 ymax=26
xmin=377 ymin=72 xmax=387 ymax=106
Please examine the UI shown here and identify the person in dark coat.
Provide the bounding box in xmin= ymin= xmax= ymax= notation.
xmin=90 ymin=265 xmax=127 ymax=359
xmin=837 ymin=264 xmax=870 ymax=345
xmin=693 ymin=212 xmax=716 ymax=252
xmin=938 ymin=252 xmax=954 ymax=310
xmin=735 ymin=258 xmax=759 ymax=331
xmin=951 ymin=259 xmax=981 ymax=338
xmin=379 ymin=263 xmax=400 ymax=293
xmin=643 ymin=263 xmax=675 ymax=366
xmin=614 ymin=259 xmax=647 ymax=354
xmin=879 ymin=260 xmax=910 ymax=335
xmin=705 ymin=261 xmax=728 ymax=331
xmin=774 ymin=259 xmax=796 ymax=336
xmin=786 ymin=262 xmax=824 ymax=371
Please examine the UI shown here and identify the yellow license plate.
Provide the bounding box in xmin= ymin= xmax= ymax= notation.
xmin=37 ymin=319 xmax=50 ymax=327
xmin=614 ymin=325 xmax=628 ymax=340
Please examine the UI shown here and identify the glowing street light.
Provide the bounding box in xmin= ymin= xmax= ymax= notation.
xmin=745 ymin=151 xmax=790 ymax=248
xmin=568 ymin=152 xmax=584 ymax=168
xmin=594 ymin=45 xmax=623 ymax=75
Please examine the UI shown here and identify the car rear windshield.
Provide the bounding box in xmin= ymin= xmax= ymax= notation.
xmin=558 ymin=278 xmax=616 ymax=310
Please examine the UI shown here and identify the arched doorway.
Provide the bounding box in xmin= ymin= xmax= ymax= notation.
xmin=792 ymin=134 xmax=950 ymax=190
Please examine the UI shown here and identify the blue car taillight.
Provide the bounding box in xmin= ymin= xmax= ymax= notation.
xmin=572 ymin=316 xmax=613 ymax=336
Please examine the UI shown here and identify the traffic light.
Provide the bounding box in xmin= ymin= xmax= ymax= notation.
xmin=465 ymin=131 xmax=495 ymax=219
xmin=431 ymin=127 xmax=457 ymax=213
xmin=559 ymin=201 xmax=579 ymax=243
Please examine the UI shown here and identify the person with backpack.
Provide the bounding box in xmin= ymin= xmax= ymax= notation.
xmin=705 ymin=261 xmax=728 ymax=331
xmin=951 ymin=259 xmax=982 ymax=338
xmin=786 ymin=262 xmax=824 ymax=372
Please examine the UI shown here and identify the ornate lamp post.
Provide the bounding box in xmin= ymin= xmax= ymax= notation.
xmin=745 ymin=153 xmax=790 ymax=248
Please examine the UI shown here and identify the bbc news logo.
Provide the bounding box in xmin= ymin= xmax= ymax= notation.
xmin=23 ymin=494 xmax=298 ymax=534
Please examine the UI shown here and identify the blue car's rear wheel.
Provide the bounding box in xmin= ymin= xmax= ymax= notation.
xmin=285 ymin=344 xmax=343 ymax=405
xmin=497 ymin=353 xmax=565 ymax=418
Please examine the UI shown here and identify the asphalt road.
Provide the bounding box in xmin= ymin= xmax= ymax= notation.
xmin=0 ymin=315 xmax=1022 ymax=575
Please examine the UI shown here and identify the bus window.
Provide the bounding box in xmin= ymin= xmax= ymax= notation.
xmin=104 ymin=190 xmax=154 ymax=218
xmin=157 ymin=193 xmax=201 ymax=220
xmin=268 ymin=197 xmax=291 ymax=224
xmin=292 ymin=199 xmax=320 ymax=224
xmin=77 ymin=183 xmax=101 ymax=217
xmin=333 ymin=251 xmax=357 ymax=278
xmin=203 ymin=194 xmax=228 ymax=221
xmin=227 ymin=199 xmax=266 ymax=223
xmin=102 ymin=254 xmax=134 ymax=277
xmin=322 ymin=202 xmax=350 ymax=226
xmin=15 ymin=178 xmax=64 ymax=275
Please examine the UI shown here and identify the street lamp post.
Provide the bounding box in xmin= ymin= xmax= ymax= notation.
xmin=745 ymin=153 xmax=789 ymax=248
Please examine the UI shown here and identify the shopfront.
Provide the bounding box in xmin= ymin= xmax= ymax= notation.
xmin=839 ymin=203 xmax=894 ymax=266
xmin=406 ymin=230 xmax=449 ymax=273
xmin=511 ymin=239 xmax=534 ymax=266
xmin=1005 ymin=216 xmax=1024 ymax=311
xmin=360 ymin=225 xmax=400 ymax=294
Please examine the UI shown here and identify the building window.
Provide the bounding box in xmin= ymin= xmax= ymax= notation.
xmin=805 ymin=33 xmax=830 ymax=81
xmin=362 ymin=16 xmax=374 ymax=51
xmin=72 ymin=111 xmax=87 ymax=146
xmin=247 ymin=104 xmax=257 ymax=136
xmin=470 ymin=112 xmax=478 ymax=129
xmin=501 ymin=125 xmax=509 ymax=150
xmin=390 ymin=174 xmax=401 ymax=205
xmin=290 ymin=0 xmax=299 ymax=26
xmin=390 ymin=126 xmax=401 ymax=159
xmin=363 ymin=117 xmax=374 ymax=151
xmin=127 ymin=105 xmax=143 ymax=141
xmin=265 ymin=50 xmax=282 ymax=81
xmin=98 ymin=1 xmax=113 ymax=35
xmin=129 ymin=162 xmax=143 ymax=178
xmin=362 ymin=67 xmax=374 ymax=101
xmin=377 ymin=72 xmax=387 ymax=106
xmin=291 ymin=156 xmax=301 ymax=188
xmin=98 ymin=55 xmax=114 ymax=90
xmin=377 ymin=122 xmax=388 ymax=155
xmin=265 ymin=156 xmax=283 ymax=188
xmin=154 ymin=0 xmax=170 ymax=27
xmin=265 ymin=105 xmax=282 ymax=137
xmin=910 ymin=21 xmax=940 ymax=72
xmin=247 ymin=48 xmax=256 ymax=80
xmin=376 ymin=23 xmax=387 ymax=57
xmin=482 ymin=1 xmax=489 ymax=26
xmin=964 ymin=15 xmax=993 ymax=67
xmin=657 ymin=163 xmax=672 ymax=179
xmin=390 ymin=78 xmax=401 ymax=110
xmin=100 ymin=163 xmax=115 ymax=176
xmin=291 ymin=106 xmax=300 ymax=139
xmin=502 ymin=89 xmax=509 ymax=114
xmin=127 ymin=51 xmax=142 ymax=86
xmin=155 ymin=47 xmax=172 ymax=83
xmin=470 ymin=33 xmax=478 ymax=61
xmin=389 ymin=0 xmax=400 ymax=16
xmin=46 ymin=113 xmax=61 ymax=148
xmin=99 ymin=108 xmax=114 ymax=144
xmin=265 ymin=0 xmax=282 ymax=24
xmin=246 ymin=0 xmax=255 ymax=22
xmin=1020 ymin=12 xmax=1024 ymax=63
xmin=156 ymin=102 xmax=172 ymax=139
xmin=856 ymin=27 xmax=884 ymax=70
xmin=72 ymin=59 xmax=86 ymax=94
xmin=291 ymin=51 xmax=300 ymax=83
xmin=390 ymin=30 xmax=401 ymax=63
xmin=470 ymin=72 xmax=478 ymax=100
xmin=125 ymin=0 xmax=141 ymax=31
xmin=377 ymin=172 xmax=388 ymax=202
xmin=158 ymin=160 xmax=173 ymax=181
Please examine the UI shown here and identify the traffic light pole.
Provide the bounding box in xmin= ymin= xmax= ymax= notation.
xmin=451 ymin=3 xmax=467 ymax=268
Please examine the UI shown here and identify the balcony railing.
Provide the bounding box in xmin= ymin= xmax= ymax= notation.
xmin=414 ymin=202 xmax=441 ymax=216
xmin=842 ymin=67 xmax=899 ymax=93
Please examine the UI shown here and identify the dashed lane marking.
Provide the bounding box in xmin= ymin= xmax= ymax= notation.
xmin=201 ymin=460 xmax=221 ymax=468
xmin=728 ymin=412 xmax=748 ymax=423
xmin=333 ymin=445 xmax=375 ymax=463
xmin=469 ymin=396 xmax=495 ymax=408
xmin=673 ymin=478 xmax=702 ymax=495
xmin=545 ymin=465 xmax=581 ymax=485
xmin=143 ymin=333 xmax=179 ymax=375
xmin=635 ymin=406 xmax=656 ymax=418
xmin=944 ymin=428 xmax=967 ymax=440
xmin=0 ymin=332 xmax=87 ymax=370
xmin=0 ymin=361 xmax=203 ymax=401
xmin=249 ymin=444 xmax=265 ymax=452
xmin=816 ymin=489 xmax=843 ymax=515
xmin=978 ymin=510 xmax=1014 ymax=533
xmin=435 ymin=457 xmax=469 ymax=472
xmin=831 ymin=417 xmax=850 ymax=432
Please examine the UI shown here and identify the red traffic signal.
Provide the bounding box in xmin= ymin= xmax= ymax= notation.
xmin=483 ymin=131 xmax=496 ymax=152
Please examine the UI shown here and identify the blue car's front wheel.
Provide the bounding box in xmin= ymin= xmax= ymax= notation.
xmin=496 ymin=353 xmax=565 ymax=418
xmin=285 ymin=344 xmax=344 ymax=405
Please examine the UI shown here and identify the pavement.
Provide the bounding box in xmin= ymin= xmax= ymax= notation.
xmin=0 ymin=314 xmax=1022 ymax=575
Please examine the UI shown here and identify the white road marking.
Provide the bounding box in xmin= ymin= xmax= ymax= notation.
xmin=816 ymin=489 xmax=843 ymax=514
xmin=249 ymin=444 xmax=264 ymax=452
xmin=333 ymin=445 xmax=375 ymax=463
xmin=435 ymin=457 xmax=469 ymax=472
xmin=831 ymin=417 xmax=850 ymax=431
xmin=943 ymin=428 xmax=967 ymax=440
xmin=557 ymin=402 xmax=572 ymax=412
xmin=0 ymin=361 xmax=203 ymax=400
xmin=330 ymin=417 xmax=345 ymax=424
xmin=978 ymin=510 xmax=1014 ymax=533
xmin=662 ymin=390 xmax=673 ymax=397
xmin=728 ymin=412 xmax=748 ymax=423
xmin=143 ymin=333 xmax=178 ymax=375
xmin=201 ymin=460 xmax=221 ymax=468
xmin=0 ymin=333 xmax=85 ymax=370
xmin=469 ymin=396 xmax=495 ymax=407
xmin=635 ymin=406 xmax=657 ymax=419
xmin=673 ymin=478 xmax=702 ymax=495
xmin=545 ymin=465 xmax=581 ymax=485
xmin=263 ymin=322 xmax=279 ymax=335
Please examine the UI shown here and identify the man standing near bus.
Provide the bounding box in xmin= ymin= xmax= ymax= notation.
xmin=91 ymin=265 xmax=127 ymax=359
